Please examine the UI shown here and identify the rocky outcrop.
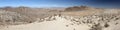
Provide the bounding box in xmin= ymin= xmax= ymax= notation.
xmin=37 ymin=10 xmax=120 ymax=30
xmin=64 ymin=6 xmax=98 ymax=11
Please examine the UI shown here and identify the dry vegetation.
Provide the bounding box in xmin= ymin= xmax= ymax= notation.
xmin=0 ymin=6 xmax=63 ymax=25
xmin=0 ymin=10 xmax=35 ymax=25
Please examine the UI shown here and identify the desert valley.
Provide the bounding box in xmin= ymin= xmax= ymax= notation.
xmin=0 ymin=6 xmax=120 ymax=30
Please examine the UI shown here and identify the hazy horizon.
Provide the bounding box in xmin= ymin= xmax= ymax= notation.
xmin=0 ymin=0 xmax=120 ymax=8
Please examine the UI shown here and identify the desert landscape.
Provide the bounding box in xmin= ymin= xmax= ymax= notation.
xmin=0 ymin=6 xmax=120 ymax=30
xmin=0 ymin=0 xmax=120 ymax=30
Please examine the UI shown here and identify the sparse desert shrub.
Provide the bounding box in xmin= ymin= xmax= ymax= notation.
xmin=90 ymin=23 xmax=103 ymax=30
xmin=0 ymin=10 xmax=35 ymax=25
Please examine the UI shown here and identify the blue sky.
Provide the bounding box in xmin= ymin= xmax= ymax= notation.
xmin=0 ymin=0 xmax=120 ymax=8
xmin=0 ymin=0 xmax=85 ymax=7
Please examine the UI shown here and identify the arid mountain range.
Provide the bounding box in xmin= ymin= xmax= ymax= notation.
xmin=0 ymin=6 xmax=120 ymax=30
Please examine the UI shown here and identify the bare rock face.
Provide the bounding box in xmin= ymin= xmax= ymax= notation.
xmin=64 ymin=6 xmax=97 ymax=11
xmin=0 ymin=10 xmax=35 ymax=25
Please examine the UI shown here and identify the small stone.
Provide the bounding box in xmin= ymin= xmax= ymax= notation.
xmin=73 ymin=28 xmax=76 ymax=30
xmin=66 ymin=25 xmax=69 ymax=27
xmin=115 ymin=23 xmax=118 ymax=25
xmin=104 ymin=23 xmax=109 ymax=28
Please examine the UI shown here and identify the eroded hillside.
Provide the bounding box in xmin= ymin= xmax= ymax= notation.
xmin=0 ymin=10 xmax=35 ymax=25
